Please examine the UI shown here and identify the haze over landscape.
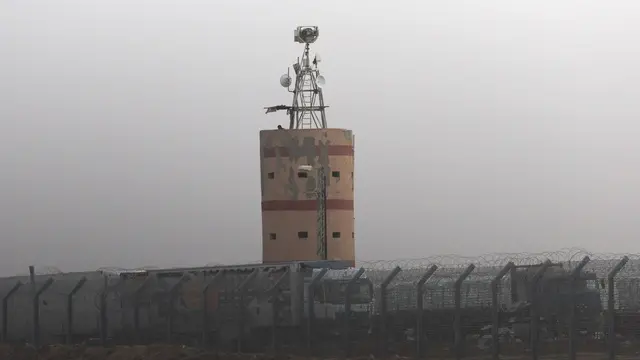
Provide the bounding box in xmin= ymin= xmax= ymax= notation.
xmin=1 ymin=1 xmax=640 ymax=276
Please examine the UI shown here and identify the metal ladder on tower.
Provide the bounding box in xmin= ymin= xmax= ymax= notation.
xmin=300 ymin=74 xmax=313 ymax=128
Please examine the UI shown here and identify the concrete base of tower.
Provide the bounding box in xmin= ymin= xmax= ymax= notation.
xmin=259 ymin=128 xmax=356 ymax=266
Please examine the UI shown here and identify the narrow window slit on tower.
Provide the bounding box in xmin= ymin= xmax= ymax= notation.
xmin=332 ymin=232 xmax=341 ymax=238
xmin=267 ymin=172 xmax=275 ymax=179
xmin=269 ymin=233 xmax=277 ymax=240
xmin=298 ymin=231 xmax=308 ymax=239
xmin=297 ymin=172 xmax=308 ymax=178
xmin=332 ymin=171 xmax=340 ymax=178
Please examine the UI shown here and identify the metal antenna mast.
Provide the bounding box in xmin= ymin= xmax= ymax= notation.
xmin=298 ymin=164 xmax=328 ymax=261
xmin=265 ymin=26 xmax=328 ymax=129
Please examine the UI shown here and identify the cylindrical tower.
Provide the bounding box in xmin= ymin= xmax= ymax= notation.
xmin=259 ymin=128 xmax=355 ymax=266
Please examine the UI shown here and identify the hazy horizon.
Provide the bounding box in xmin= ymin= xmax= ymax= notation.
xmin=2 ymin=1 xmax=640 ymax=275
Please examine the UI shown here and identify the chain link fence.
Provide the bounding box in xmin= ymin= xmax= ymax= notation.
xmin=1 ymin=248 xmax=640 ymax=359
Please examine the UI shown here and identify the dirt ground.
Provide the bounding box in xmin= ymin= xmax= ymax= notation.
xmin=0 ymin=344 xmax=637 ymax=360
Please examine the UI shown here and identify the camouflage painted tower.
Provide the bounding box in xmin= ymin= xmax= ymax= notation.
xmin=261 ymin=26 xmax=355 ymax=266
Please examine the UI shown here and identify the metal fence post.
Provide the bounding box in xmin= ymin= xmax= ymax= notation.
xmin=99 ymin=275 xmax=109 ymax=345
xmin=66 ymin=276 xmax=87 ymax=344
xmin=492 ymin=262 xmax=515 ymax=360
xmin=454 ymin=264 xmax=475 ymax=360
xmin=35 ymin=278 xmax=54 ymax=347
xmin=236 ymin=269 xmax=258 ymax=353
xmin=29 ymin=266 xmax=36 ymax=345
xmin=29 ymin=266 xmax=54 ymax=348
xmin=509 ymin=266 xmax=518 ymax=303
xmin=416 ymin=265 xmax=437 ymax=358
xmin=380 ymin=266 xmax=402 ymax=357
xmin=1 ymin=281 xmax=22 ymax=343
xmin=133 ymin=274 xmax=155 ymax=344
xmin=344 ymin=267 xmax=365 ymax=358
xmin=307 ymin=268 xmax=328 ymax=351
xmin=167 ymin=273 xmax=190 ymax=343
xmin=530 ymin=260 xmax=552 ymax=360
xmin=202 ymin=271 xmax=225 ymax=347
xmin=568 ymin=256 xmax=590 ymax=360
xmin=607 ymin=256 xmax=628 ymax=360
xmin=266 ymin=269 xmax=290 ymax=353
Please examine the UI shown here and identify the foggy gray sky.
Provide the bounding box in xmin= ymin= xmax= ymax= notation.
xmin=2 ymin=1 xmax=640 ymax=275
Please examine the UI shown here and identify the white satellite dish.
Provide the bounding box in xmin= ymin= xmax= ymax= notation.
xmin=280 ymin=74 xmax=292 ymax=88
xmin=316 ymin=75 xmax=326 ymax=88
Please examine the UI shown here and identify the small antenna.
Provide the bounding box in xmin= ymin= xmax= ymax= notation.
xmin=280 ymin=73 xmax=292 ymax=88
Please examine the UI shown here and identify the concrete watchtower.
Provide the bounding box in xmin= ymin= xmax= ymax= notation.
xmin=260 ymin=26 xmax=355 ymax=266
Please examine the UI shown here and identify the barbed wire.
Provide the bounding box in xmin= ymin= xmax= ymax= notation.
xmin=351 ymin=248 xmax=640 ymax=311
xmin=359 ymin=247 xmax=618 ymax=269
xmin=8 ymin=248 xmax=640 ymax=312
xmin=353 ymin=247 xmax=640 ymax=310
xmin=11 ymin=248 xmax=640 ymax=280
xmin=358 ymin=248 xmax=640 ymax=275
